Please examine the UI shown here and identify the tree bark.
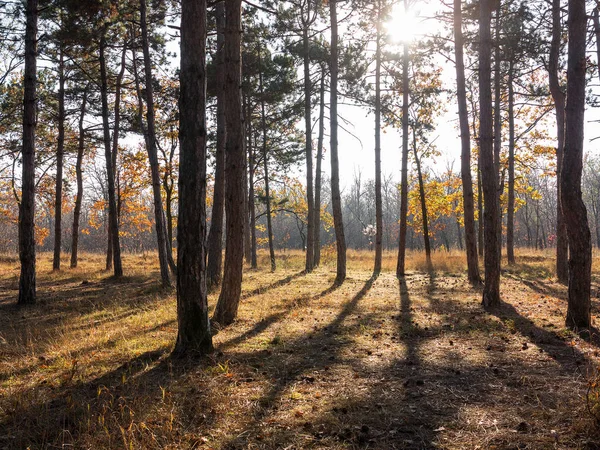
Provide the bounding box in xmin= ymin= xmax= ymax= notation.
xmin=18 ymin=0 xmax=38 ymax=305
xmin=70 ymin=86 xmax=88 ymax=269
xmin=413 ymin=139 xmax=432 ymax=269
xmin=248 ymin=120 xmax=258 ymax=269
xmin=258 ymin=50 xmax=276 ymax=272
xmin=207 ymin=0 xmax=226 ymax=288
xmin=213 ymin=0 xmax=245 ymax=326
xmin=330 ymin=0 xmax=346 ymax=285
xmin=373 ymin=1 xmax=383 ymax=276
xmin=303 ymin=7 xmax=315 ymax=273
xmin=396 ymin=1 xmax=409 ymax=278
xmin=506 ymin=63 xmax=516 ymax=265
xmin=140 ymin=0 xmax=172 ymax=287
xmin=313 ymin=69 xmax=325 ymax=268
xmin=173 ymin=0 xmax=213 ymax=355
xmin=551 ymin=0 xmax=568 ymax=283
xmin=562 ymin=0 xmax=591 ymax=330
xmin=479 ymin=0 xmax=501 ymax=308
xmin=99 ymin=29 xmax=123 ymax=278
xmin=53 ymin=49 xmax=65 ymax=271
xmin=493 ymin=0 xmax=503 ymax=261
xmin=454 ymin=0 xmax=481 ymax=285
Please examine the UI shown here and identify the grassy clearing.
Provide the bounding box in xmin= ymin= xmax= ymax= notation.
xmin=1 ymin=249 xmax=600 ymax=449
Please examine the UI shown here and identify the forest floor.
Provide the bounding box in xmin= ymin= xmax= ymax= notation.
xmin=1 ymin=249 xmax=600 ymax=449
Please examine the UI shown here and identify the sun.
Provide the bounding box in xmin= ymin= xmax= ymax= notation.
xmin=385 ymin=4 xmax=418 ymax=44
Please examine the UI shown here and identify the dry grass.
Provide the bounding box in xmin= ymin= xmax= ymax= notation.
xmin=1 ymin=249 xmax=600 ymax=449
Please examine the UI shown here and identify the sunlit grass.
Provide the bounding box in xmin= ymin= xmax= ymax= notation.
xmin=0 ymin=249 xmax=599 ymax=448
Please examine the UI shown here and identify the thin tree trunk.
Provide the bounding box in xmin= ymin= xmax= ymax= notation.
xmin=330 ymin=0 xmax=346 ymax=284
xmin=396 ymin=0 xmax=410 ymax=278
xmin=493 ymin=1 xmax=503 ymax=261
xmin=413 ymin=137 xmax=432 ymax=269
xmin=70 ymin=86 xmax=88 ymax=269
xmin=374 ymin=1 xmax=383 ymax=276
xmin=507 ymin=63 xmax=516 ymax=265
xmin=454 ymin=0 xmax=481 ymax=284
xmin=303 ymin=10 xmax=315 ymax=273
xmin=140 ymin=0 xmax=172 ymax=287
xmin=479 ymin=0 xmax=501 ymax=308
xmin=313 ymin=69 xmax=325 ymax=267
xmin=213 ymin=0 xmax=245 ymax=326
xmin=562 ymin=0 xmax=591 ymax=330
xmin=478 ymin=168 xmax=484 ymax=256
xmin=173 ymin=0 xmax=213 ymax=355
xmin=249 ymin=125 xmax=258 ymax=269
xmin=207 ymin=0 xmax=227 ymax=288
xmin=53 ymin=49 xmax=65 ymax=271
xmin=551 ymin=0 xmax=568 ymax=283
xmin=258 ymin=50 xmax=276 ymax=272
xmin=99 ymin=30 xmax=123 ymax=278
xmin=18 ymin=0 xmax=38 ymax=305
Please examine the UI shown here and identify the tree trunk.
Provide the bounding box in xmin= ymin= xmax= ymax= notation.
xmin=248 ymin=125 xmax=258 ymax=269
xmin=53 ymin=49 xmax=65 ymax=271
xmin=413 ymin=137 xmax=432 ymax=269
xmin=552 ymin=0 xmax=568 ymax=283
xmin=478 ymin=167 xmax=484 ymax=257
xmin=373 ymin=1 xmax=383 ymax=276
xmin=507 ymin=63 xmax=516 ymax=265
xmin=454 ymin=0 xmax=481 ymax=284
xmin=70 ymin=86 xmax=88 ymax=269
xmin=258 ymin=52 xmax=276 ymax=272
xmin=313 ymin=69 xmax=325 ymax=267
xmin=99 ymin=30 xmax=123 ymax=278
xmin=493 ymin=1 xmax=503 ymax=262
xmin=396 ymin=0 xmax=410 ymax=278
xmin=140 ymin=0 xmax=172 ymax=287
xmin=18 ymin=0 xmax=38 ymax=305
xmin=330 ymin=0 xmax=346 ymax=284
xmin=303 ymin=14 xmax=315 ymax=273
xmin=213 ymin=0 xmax=245 ymax=326
xmin=562 ymin=0 xmax=591 ymax=330
xmin=173 ymin=0 xmax=213 ymax=355
xmin=479 ymin=0 xmax=501 ymax=308
xmin=207 ymin=0 xmax=227 ymax=289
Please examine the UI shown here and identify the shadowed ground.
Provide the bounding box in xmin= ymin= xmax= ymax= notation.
xmin=0 ymin=250 xmax=599 ymax=449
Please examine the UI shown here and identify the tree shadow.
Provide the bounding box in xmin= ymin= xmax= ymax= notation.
xmin=241 ymin=270 xmax=306 ymax=300
xmin=217 ymin=275 xmax=378 ymax=449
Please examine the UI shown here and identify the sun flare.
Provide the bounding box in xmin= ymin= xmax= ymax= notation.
xmin=385 ymin=5 xmax=418 ymax=44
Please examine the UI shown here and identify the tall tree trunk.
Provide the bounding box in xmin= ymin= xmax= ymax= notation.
xmin=454 ymin=0 xmax=481 ymax=284
xmin=479 ymin=0 xmax=501 ymax=308
xmin=313 ymin=69 xmax=325 ymax=267
xmin=53 ymin=49 xmax=65 ymax=271
xmin=207 ymin=1 xmax=226 ymax=288
xmin=413 ymin=137 xmax=432 ymax=269
xmin=303 ymin=10 xmax=315 ymax=273
xmin=396 ymin=0 xmax=410 ymax=278
xmin=99 ymin=30 xmax=123 ymax=278
xmin=493 ymin=1 xmax=503 ymax=261
xmin=70 ymin=86 xmax=88 ymax=269
xmin=562 ymin=0 xmax=591 ymax=330
xmin=173 ymin=0 xmax=213 ymax=355
xmin=248 ymin=125 xmax=258 ymax=269
xmin=243 ymin=105 xmax=251 ymax=265
xmin=478 ymin=167 xmax=484 ymax=256
xmin=259 ymin=51 xmax=276 ymax=272
xmin=18 ymin=0 xmax=38 ymax=305
xmin=140 ymin=0 xmax=172 ymax=287
xmin=552 ymin=0 xmax=568 ymax=283
xmin=213 ymin=0 xmax=245 ymax=326
xmin=373 ymin=1 xmax=383 ymax=276
xmin=506 ymin=63 xmax=516 ymax=264
xmin=329 ymin=0 xmax=346 ymax=284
